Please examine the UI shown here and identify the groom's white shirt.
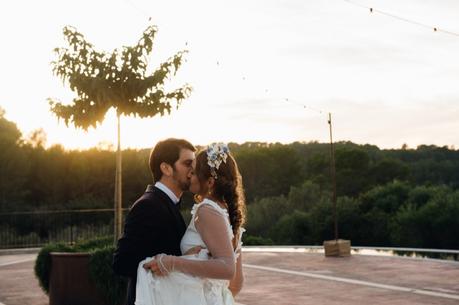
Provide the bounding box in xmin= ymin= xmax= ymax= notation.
xmin=154 ymin=181 xmax=180 ymax=205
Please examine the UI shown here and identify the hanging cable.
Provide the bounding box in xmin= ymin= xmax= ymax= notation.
xmin=283 ymin=98 xmax=325 ymax=115
xmin=343 ymin=0 xmax=459 ymax=38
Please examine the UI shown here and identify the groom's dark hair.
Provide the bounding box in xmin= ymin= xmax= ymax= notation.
xmin=150 ymin=138 xmax=196 ymax=181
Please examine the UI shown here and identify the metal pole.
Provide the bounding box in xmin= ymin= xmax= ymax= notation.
xmin=328 ymin=113 xmax=338 ymax=241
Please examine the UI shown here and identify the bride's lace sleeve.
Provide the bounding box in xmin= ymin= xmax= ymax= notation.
xmin=162 ymin=204 xmax=236 ymax=280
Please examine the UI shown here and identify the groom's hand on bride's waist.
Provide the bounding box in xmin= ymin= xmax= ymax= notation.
xmin=183 ymin=246 xmax=213 ymax=257
xmin=183 ymin=246 xmax=205 ymax=256
xmin=142 ymin=247 xmax=214 ymax=276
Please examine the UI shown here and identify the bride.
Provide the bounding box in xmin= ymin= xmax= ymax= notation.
xmin=136 ymin=143 xmax=246 ymax=305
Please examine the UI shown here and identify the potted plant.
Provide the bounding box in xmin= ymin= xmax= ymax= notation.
xmin=34 ymin=237 xmax=127 ymax=305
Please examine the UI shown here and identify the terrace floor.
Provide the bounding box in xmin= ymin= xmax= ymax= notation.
xmin=1 ymin=249 xmax=458 ymax=305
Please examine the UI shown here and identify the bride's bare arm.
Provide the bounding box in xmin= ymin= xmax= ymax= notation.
xmin=147 ymin=205 xmax=236 ymax=279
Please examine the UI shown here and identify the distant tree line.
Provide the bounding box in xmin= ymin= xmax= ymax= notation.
xmin=1 ymin=111 xmax=458 ymax=249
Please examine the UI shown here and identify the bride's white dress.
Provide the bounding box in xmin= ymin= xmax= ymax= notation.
xmin=135 ymin=199 xmax=244 ymax=305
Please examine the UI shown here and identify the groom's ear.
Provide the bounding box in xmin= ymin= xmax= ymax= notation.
xmin=160 ymin=162 xmax=173 ymax=177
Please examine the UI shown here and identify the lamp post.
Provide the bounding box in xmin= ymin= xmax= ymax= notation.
xmin=323 ymin=112 xmax=351 ymax=257
xmin=328 ymin=112 xmax=338 ymax=241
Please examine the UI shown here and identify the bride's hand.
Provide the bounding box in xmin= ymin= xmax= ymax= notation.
xmin=142 ymin=258 xmax=164 ymax=276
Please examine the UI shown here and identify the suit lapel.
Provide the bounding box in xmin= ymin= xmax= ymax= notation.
xmin=149 ymin=186 xmax=186 ymax=236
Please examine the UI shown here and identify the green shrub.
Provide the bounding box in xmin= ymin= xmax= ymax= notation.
xmin=89 ymin=246 xmax=127 ymax=305
xmin=77 ymin=236 xmax=113 ymax=251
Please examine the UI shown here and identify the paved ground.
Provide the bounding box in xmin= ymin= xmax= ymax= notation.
xmin=0 ymin=254 xmax=44 ymax=305
xmin=1 ymin=251 xmax=458 ymax=305
xmin=238 ymin=252 xmax=459 ymax=305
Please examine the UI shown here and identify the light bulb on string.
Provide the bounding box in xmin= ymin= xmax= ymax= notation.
xmin=344 ymin=0 xmax=459 ymax=38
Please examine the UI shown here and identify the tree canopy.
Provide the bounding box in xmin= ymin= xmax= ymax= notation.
xmin=49 ymin=25 xmax=191 ymax=129
xmin=1 ymin=117 xmax=458 ymax=250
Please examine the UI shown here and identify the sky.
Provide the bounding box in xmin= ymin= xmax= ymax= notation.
xmin=1 ymin=0 xmax=458 ymax=150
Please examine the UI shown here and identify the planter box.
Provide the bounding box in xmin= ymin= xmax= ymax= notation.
xmin=323 ymin=239 xmax=351 ymax=257
xmin=49 ymin=252 xmax=105 ymax=305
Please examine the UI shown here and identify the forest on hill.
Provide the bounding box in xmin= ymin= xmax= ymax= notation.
xmin=1 ymin=111 xmax=458 ymax=249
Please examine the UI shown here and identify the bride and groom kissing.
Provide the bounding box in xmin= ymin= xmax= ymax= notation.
xmin=113 ymin=138 xmax=246 ymax=305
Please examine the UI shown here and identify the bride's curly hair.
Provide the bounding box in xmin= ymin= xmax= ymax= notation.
xmin=195 ymin=149 xmax=246 ymax=239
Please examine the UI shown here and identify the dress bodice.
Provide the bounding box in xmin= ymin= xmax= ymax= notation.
xmin=180 ymin=199 xmax=233 ymax=256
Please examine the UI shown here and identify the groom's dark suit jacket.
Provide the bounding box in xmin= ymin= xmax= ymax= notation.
xmin=113 ymin=185 xmax=187 ymax=305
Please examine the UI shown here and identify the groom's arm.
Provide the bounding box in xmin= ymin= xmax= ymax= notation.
xmin=112 ymin=200 xmax=166 ymax=278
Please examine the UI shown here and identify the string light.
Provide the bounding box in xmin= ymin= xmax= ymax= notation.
xmin=121 ymin=0 xmax=332 ymax=130
xmin=283 ymin=98 xmax=325 ymax=115
xmin=344 ymin=0 xmax=459 ymax=38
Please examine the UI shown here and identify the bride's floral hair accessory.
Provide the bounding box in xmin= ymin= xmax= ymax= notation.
xmin=206 ymin=142 xmax=230 ymax=179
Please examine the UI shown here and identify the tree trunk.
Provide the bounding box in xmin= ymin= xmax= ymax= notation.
xmin=114 ymin=113 xmax=123 ymax=243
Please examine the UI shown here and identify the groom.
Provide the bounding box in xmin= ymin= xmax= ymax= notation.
xmin=113 ymin=138 xmax=196 ymax=305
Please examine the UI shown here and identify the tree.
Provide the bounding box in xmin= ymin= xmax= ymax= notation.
xmin=48 ymin=25 xmax=191 ymax=240
xmin=26 ymin=128 xmax=47 ymax=148
xmin=390 ymin=187 xmax=459 ymax=249
xmin=0 ymin=108 xmax=29 ymax=210
xmin=270 ymin=211 xmax=313 ymax=245
xmin=0 ymin=107 xmax=22 ymax=146
xmin=235 ymin=145 xmax=303 ymax=202
xmin=335 ymin=148 xmax=370 ymax=196
xmin=368 ymin=158 xmax=409 ymax=186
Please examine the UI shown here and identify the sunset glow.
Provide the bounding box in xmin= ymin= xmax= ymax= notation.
xmin=1 ymin=0 xmax=458 ymax=150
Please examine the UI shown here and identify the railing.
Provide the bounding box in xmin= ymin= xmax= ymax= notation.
xmin=243 ymin=245 xmax=459 ymax=261
xmin=1 ymin=210 xmax=458 ymax=262
xmin=0 ymin=209 xmax=129 ymax=249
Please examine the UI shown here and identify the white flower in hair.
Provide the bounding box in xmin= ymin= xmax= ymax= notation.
xmin=206 ymin=142 xmax=230 ymax=179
